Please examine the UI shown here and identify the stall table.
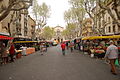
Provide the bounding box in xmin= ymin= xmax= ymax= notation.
xmin=16 ymin=50 xmax=22 ymax=59
xmin=94 ymin=50 xmax=105 ymax=58
xmin=26 ymin=48 xmax=35 ymax=55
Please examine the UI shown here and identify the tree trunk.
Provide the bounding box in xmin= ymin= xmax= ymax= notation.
xmin=98 ymin=0 xmax=120 ymax=27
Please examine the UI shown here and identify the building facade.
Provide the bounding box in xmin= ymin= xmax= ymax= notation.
xmin=0 ymin=11 xmax=16 ymax=36
xmin=28 ymin=15 xmax=36 ymax=40
xmin=53 ymin=26 xmax=64 ymax=42
xmin=95 ymin=1 xmax=120 ymax=35
xmin=82 ymin=18 xmax=93 ymax=37
xmin=0 ymin=0 xmax=34 ymax=39
xmin=0 ymin=10 xmax=35 ymax=39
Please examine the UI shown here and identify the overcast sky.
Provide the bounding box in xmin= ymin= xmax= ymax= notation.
xmin=29 ymin=0 xmax=70 ymax=27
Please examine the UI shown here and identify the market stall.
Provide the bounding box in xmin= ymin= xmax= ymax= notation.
xmin=14 ymin=41 xmax=37 ymax=56
xmin=15 ymin=50 xmax=22 ymax=59
xmin=82 ymin=35 xmax=120 ymax=58
xmin=0 ymin=35 xmax=13 ymax=64
xmin=26 ymin=48 xmax=35 ymax=55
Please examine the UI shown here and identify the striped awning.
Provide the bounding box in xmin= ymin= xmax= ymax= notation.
xmin=82 ymin=35 xmax=120 ymax=40
xmin=0 ymin=35 xmax=13 ymax=40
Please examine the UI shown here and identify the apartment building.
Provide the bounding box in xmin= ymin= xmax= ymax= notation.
xmin=95 ymin=1 xmax=120 ymax=35
xmin=0 ymin=0 xmax=33 ymax=38
xmin=82 ymin=18 xmax=93 ymax=37
xmin=27 ymin=15 xmax=36 ymax=40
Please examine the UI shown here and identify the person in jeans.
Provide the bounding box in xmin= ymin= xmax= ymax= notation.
xmin=1 ymin=43 xmax=8 ymax=64
xmin=61 ymin=42 xmax=66 ymax=55
xmin=69 ymin=42 xmax=74 ymax=52
xmin=105 ymin=40 xmax=119 ymax=75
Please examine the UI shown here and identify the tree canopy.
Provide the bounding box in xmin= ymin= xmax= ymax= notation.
xmin=62 ymin=23 xmax=78 ymax=39
xmin=41 ymin=26 xmax=55 ymax=40
xmin=32 ymin=0 xmax=51 ymax=28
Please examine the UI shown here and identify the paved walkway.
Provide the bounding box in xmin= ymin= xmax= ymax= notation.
xmin=0 ymin=45 xmax=120 ymax=80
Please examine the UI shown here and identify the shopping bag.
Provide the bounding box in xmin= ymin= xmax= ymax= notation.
xmin=90 ymin=53 xmax=94 ymax=58
xmin=115 ymin=59 xmax=120 ymax=67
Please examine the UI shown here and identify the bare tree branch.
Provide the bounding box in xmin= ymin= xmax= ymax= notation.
xmin=98 ymin=0 xmax=120 ymax=26
xmin=0 ymin=0 xmax=32 ymax=21
xmin=11 ymin=7 xmax=28 ymax=11
xmin=113 ymin=0 xmax=120 ymax=19
xmin=84 ymin=2 xmax=94 ymax=19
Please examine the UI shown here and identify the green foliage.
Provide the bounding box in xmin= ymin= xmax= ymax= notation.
xmin=38 ymin=2 xmax=50 ymax=19
xmin=64 ymin=9 xmax=78 ymax=23
xmin=64 ymin=0 xmax=86 ymax=38
xmin=64 ymin=0 xmax=85 ymax=24
xmin=32 ymin=1 xmax=51 ymax=28
xmin=67 ymin=23 xmax=77 ymax=32
xmin=32 ymin=0 xmax=39 ymax=20
xmin=62 ymin=23 xmax=78 ymax=39
xmin=41 ymin=26 xmax=55 ymax=40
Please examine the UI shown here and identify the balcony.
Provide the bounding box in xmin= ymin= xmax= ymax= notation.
xmin=24 ymin=26 xmax=28 ymax=30
xmin=31 ymin=29 xmax=35 ymax=33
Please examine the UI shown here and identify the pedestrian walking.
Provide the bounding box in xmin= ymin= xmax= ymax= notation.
xmin=9 ymin=42 xmax=15 ymax=62
xmin=40 ymin=43 xmax=47 ymax=55
xmin=66 ymin=42 xmax=69 ymax=50
xmin=61 ymin=42 xmax=66 ymax=55
xmin=69 ymin=42 xmax=74 ymax=52
xmin=1 ymin=43 xmax=8 ymax=64
xmin=104 ymin=40 xmax=119 ymax=75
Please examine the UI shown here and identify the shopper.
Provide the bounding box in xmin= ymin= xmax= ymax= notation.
xmin=9 ymin=42 xmax=15 ymax=62
xmin=1 ymin=43 xmax=8 ymax=64
xmin=69 ymin=42 xmax=74 ymax=52
xmin=105 ymin=40 xmax=119 ymax=75
xmin=61 ymin=42 xmax=66 ymax=55
xmin=66 ymin=42 xmax=69 ymax=50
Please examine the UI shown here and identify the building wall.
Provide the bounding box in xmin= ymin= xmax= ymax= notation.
xmin=0 ymin=0 xmax=9 ymax=11
xmin=0 ymin=0 xmax=33 ymax=38
xmin=1 ymin=11 xmax=16 ymax=36
xmin=96 ymin=1 xmax=120 ymax=35
xmin=53 ymin=26 xmax=64 ymax=41
xmin=0 ymin=22 xmax=2 ymax=32
xmin=0 ymin=0 xmax=14 ymax=35
xmin=82 ymin=18 xmax=93 ymax=37
xmin=104 ymin=2 xmax=119 ymax=35
xmin=27 ymin=15 xmax=36 ymax=39
xmin=20 ymin=14 xmax=25 ymax=37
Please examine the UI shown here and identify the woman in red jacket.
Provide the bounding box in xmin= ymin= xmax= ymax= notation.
xmin=61 ymin=42 xmax=66 ymax=55
xmin=9 ymin=43 xmax=15 ymax=62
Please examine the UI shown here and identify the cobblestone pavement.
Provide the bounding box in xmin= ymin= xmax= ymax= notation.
xmin=0 ymin=45 xmax=120 ymax=80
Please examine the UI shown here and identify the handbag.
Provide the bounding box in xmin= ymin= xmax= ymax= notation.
xmin=115 ymin=59 xmax=120 ymax=67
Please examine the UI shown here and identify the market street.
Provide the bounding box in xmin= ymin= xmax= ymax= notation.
xmin=0 ymin=45 xmax=120 ymax=80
